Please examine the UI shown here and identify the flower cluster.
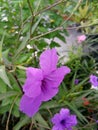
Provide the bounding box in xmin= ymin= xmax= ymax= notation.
xmin=51 ymin=108 xmax=77 ymax=130
xmin=19 ymin=49 xmax=71 ymax=117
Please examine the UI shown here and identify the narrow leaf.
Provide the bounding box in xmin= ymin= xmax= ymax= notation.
xmin=0 ymin=31 xmax=5 ymax=60
xmin=0 ymin=91 xmax=18 ymax=101
xmin=65 ymin=101 xmax=88 ymax=123
xmin=31 ymin=14 xmax=43 ymax=34
xmin=0 ymin=66 xmax=11 ymax=88
xmin=34 ymin=113 xmax=50 ymax=129
xmin=13 ymin=116 xmax=30 ymax=130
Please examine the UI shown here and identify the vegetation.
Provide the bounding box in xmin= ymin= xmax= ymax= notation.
xmin=0 ymin=0 xmax=98 ymax=129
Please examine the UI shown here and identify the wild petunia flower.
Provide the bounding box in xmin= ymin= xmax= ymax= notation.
xmin=51 ymin=108 xmax=77 ymax=130
xmin=96 ymin=120 xmax=98 ymax=123
xmin=74 ymin=79 xmax=79 ymax=85
xmin=19 ymin=49 xmax=71 ymax=117
xmin=77 ymin=35 xmax=86 ymax=43
xmin=90 ymin=74 xmax=98 ymax=89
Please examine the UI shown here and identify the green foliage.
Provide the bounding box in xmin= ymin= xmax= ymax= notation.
xmin=0 ymin=0 xmax=98 ymax=130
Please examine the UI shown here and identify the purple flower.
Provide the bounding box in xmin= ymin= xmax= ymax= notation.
xmin=90 ymin=74 xmax=98 ymax=87
xmin=96 ymin=120 xmax=98 ymax=123
xmin=74 ymin=79 xmax=79 ymax=85
xmin=19 ymin=49 xmax=71 ymax=117
xmin=51 ymin=108 xmax=77 ymax=130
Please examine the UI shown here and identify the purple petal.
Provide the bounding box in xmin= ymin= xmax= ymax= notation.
xmin=68 ymin=115 xmax=77 ymax=126
xmin=23 ymin=67 xmax=43 ymax=98
xmin=90 ymin=74 xmax=98 ymax=87
xmin=65 ymin=115 xmax=77 ymax=129
xmin=96 ymin=120 xmax=98 ymax=123
xmin=52 ymin=126 xmax=63 ymax=130
xmin=51 ymin=113 xmax=61 ymax=125
xmin=67 ymin=128 xmax=72 ymax=130
xmin=41 ymin=66 xmax=70 ymax=101
xmin=39 ymin=49 xmax=58 ymax=75
xmin=51 ymin=114 xmax=63 ymax=130
xmin=74 ymin=79 xmax=79 ymax=85
xmin=41 ymin=79 xmax=58 ymax=101
xmin=60 ymin=108 xmax=70 ymax=119
xmin=46 ymin=66 xmax=71 ymax=88
xmin=19 ymin=94 xmax=42 ymax=117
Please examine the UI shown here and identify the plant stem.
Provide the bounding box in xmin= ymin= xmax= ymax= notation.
xmin=29 ymin=26 xmax=63 ymax=42
xmin=34 ymin=0 xmax=66 ymax=16
xmin=13 ymin=74 xmax=24 ymax=94
xmin=61 ymin=0 xmax=83 ymax=26
xmin=23 ymin=0 xmax=66 ymax=26
xmin=27 ymin=0 xmax=33 ymax=15
xmin=27 ymin=0 xmax=35 ymax=37
xmin=6 ymin=94 xmax=20 ymax=130
xmin=28 ymin=0 xmax=83 ymax=42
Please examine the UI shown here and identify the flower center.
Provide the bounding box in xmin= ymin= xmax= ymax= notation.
xmin=41 ymin=79 xmax=46 ymax=92
xmin=60 ymin=119 xmax=66 ymax=126
xmin=97 ymin=77 xmax=98 ymax=82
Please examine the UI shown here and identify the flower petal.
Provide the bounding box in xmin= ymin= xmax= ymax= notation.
xmin=46 ymin=66 xmax=71 ymax=88
xmin=51 ymin=114 xmax=63 ymax=130
xmin=19 ymin=94 xmax=42 ymax=117
xmin=51 ymin=113 xmax=61 ymax=125
xmin=60 ymin=108 xmax=70 ymax=119
xmin=41 ymin=80 xmax=58 ymax=101
xmin=23 ymin=67 xmax=43 ymax=98
xmin=67 ymin=115 xmax=77 ymax=126
xmin=52 ymin=125 xmax=63 ymax=130
xmin=41 ymin=66 xmax=70 ymax=101
xmin=90 ymin=74 xmax=98 ymax=87
xmin=39 ymin=49 xmax=58 ymax=75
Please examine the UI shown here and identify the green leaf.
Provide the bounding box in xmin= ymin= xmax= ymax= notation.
xmin=13 ymin=32 xmax=30 ymax=60
xmin=0 ymin=91 xmax=18 ymax=101
xmin=50 ymin=41 xmax=60 ymax=48
xmin=0 ymin=78 xmax=7 ymax=93
xmin=0 ymin=31 xmax=5 ymax=61
xmin=1 ymin=98 xmax=10 ymax=106
xmin=22 ymin=23 xmax=30 ymax=34
xmin=71 ymin=77 xmax=89 ymax=92
xmin=65 ymin=101 xmax=88 ymax=123
xmin=34 ymin=113 xmax=50 ymax=129
xmin=40 ymin=100 xmax=61 ymax=109
xmin=34 ymin=0 xmax=42 ymax=14
xmin=56 ymin=33 xmax=66 ymax=43
xmin=13 ymin=116 xmax=30 ymax=130
xmin=0 ymin=105 xmax=10 ymax=114
xmin=12 ymin=105 xmax=20 ymax=117
xmin=31 ymin=14 xmax=43 ymax=34
xmin=0 ymin=66 xmax=12 ymax=88
xmin=2 ymin=49 xmax=12 ymax=66
xmin=13 ymin=15 xmax=43 ymax=61
xmin=37 ymin=40 xmax=48 ymax=50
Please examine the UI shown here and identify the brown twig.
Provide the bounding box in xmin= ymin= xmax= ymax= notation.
xmin=34 ymin=0 xmax=66 ymax=16
xmin=27 ymin=0 xmax=35 ymax=37
xmin=29 ymin=26 xmax=63 ymax=42
xmin=36 ymin=123 xmax=51 ymax=130
xmin=6 ymin=94 xmax=20 ymax=130
xmin=13 ymin=74 xmax=24 ymax=94
xmin=29 ymin=119 xmax=34 ymax=130
xmin=67 ymin=23 xmax=98 ymax=30
xmin=27 ymin=0 xmax=33 ymax=15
